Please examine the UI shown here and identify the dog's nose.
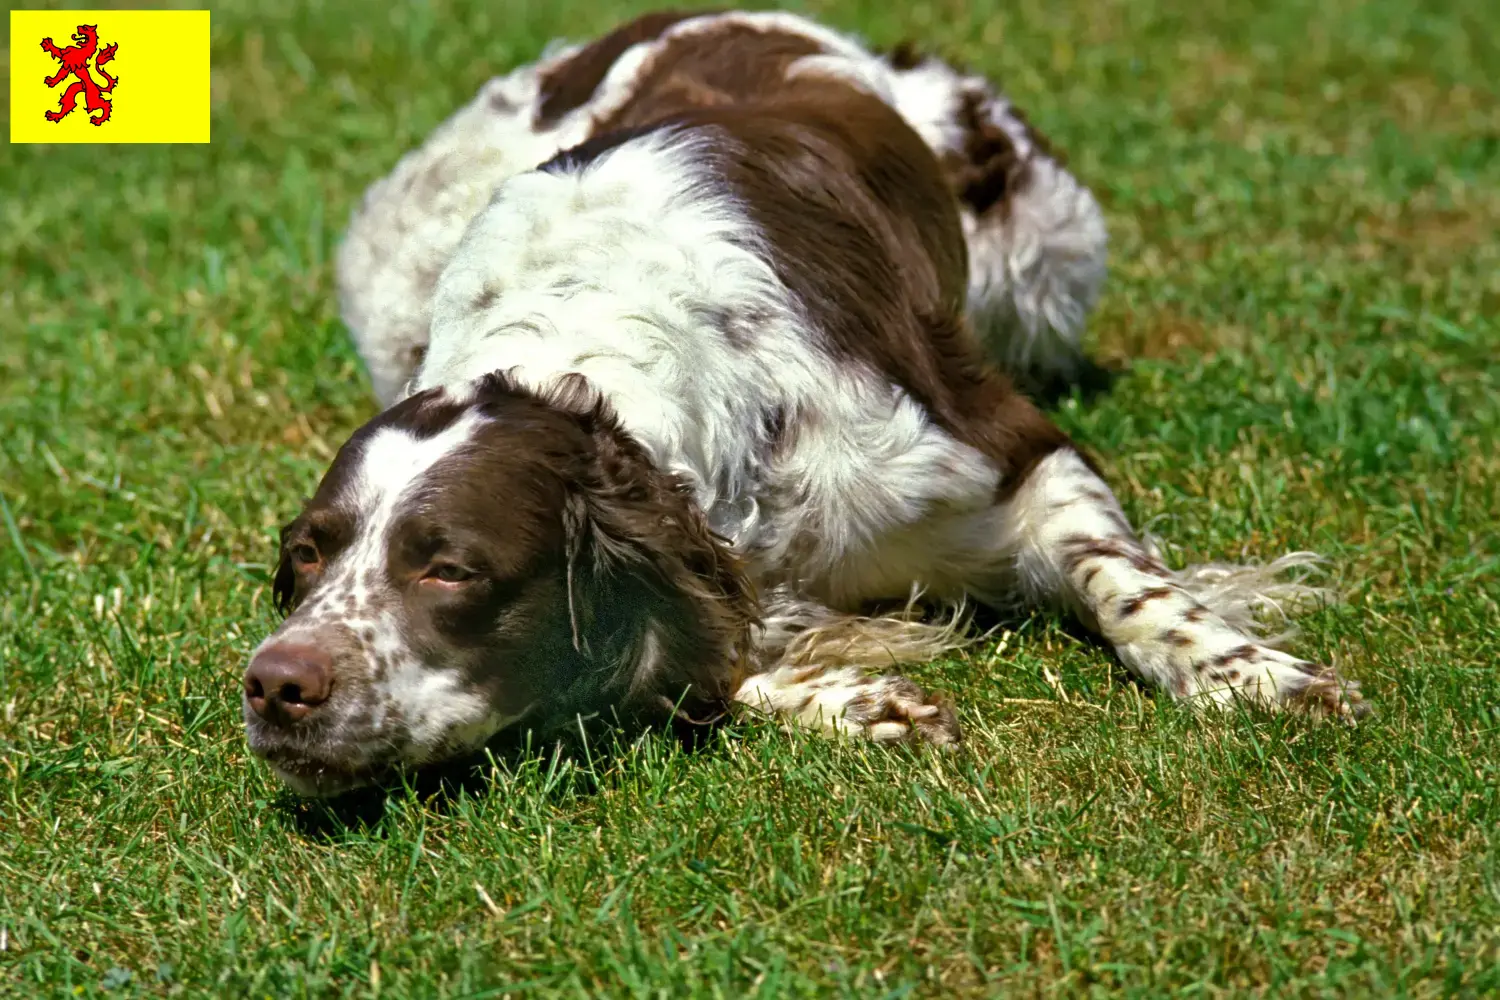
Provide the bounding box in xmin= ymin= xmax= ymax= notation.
xmin=244 ymin=643 xmax=333 ymax=725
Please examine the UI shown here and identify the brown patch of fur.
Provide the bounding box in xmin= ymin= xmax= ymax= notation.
xmin=1119 ymin=586 xmax=1176 ymax=618
xmin=948 ymin=87 xmax=1027 ymax=216
xmin=535 ymin=9 xmax=714 ymax=127
xmin=472 ymin=286 xmax=500 ymax=311
xmin=589 ymin=21 xmax=826 ymax=135
xmin=885 ymin=40 xmax=925 ymax=71
xmin=878 ymin=37 xmax=1076 ymax=223
xmin=939 ymin=86 xmax=1068 ymax=223
xmin=1204 ymin=644 xmax=1260 ymax=673
xmin=1061 ymin=535 xmax=1170 ymax=577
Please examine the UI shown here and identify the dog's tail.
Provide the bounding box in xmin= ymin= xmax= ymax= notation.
xmin=880 ymin=44 xmax=1109 ymax=396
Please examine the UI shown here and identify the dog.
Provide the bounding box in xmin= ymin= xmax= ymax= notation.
xmin=244 ymin=10 xmax=1363 ymax=797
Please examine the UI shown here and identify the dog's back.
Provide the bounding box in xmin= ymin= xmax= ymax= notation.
xmin=337 ymin=10 xmax=1107 ymax=406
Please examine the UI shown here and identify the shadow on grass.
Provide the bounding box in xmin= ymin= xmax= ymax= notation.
xmin=1014 ymin=353 xmax=1123 ymax=410
xmin=276 ymin=716 xmax=727 ymax=841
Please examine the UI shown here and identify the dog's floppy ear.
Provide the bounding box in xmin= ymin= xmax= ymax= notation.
xmin=550 ymin=378 xmax=760 ymax=724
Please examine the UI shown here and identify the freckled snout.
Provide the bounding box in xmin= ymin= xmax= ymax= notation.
xmin=244 ymin=642 xmax=334 ymax=726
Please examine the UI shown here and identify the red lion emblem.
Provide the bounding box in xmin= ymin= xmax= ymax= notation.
xmin=41 ymin=24 xmax=119 ymax=126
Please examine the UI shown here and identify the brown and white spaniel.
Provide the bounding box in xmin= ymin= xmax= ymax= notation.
xmin=245 ymin=10 xmax=1363 ymax=796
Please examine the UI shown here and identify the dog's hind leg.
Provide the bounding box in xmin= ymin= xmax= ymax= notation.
xmin=881 ymin=49 xmax=1108 ymax=393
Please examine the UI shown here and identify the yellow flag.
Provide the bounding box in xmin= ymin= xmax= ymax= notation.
xmin=9 ymin=9 xmax=211 ymax=143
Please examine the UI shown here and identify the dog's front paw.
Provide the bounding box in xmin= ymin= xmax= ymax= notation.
xmin=845 ymin=675 xmax=962 ymax=745
xmin=734 ymin=666 xmax=962 ymax=745
xmin=1191 ymin=644 xmax=1369 ymax=722
xmin=1280 ymin=662 xmax=1368 ymax=722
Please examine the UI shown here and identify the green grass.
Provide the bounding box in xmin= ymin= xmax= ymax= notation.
xmin=2 ymin=0 xmax=1498 ymax=995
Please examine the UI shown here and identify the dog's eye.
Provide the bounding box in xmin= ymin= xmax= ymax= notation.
xmin=427 ymin=563 xmax=474 ymax=584
xmin=290 ymin=543 xmax=320 ymax=568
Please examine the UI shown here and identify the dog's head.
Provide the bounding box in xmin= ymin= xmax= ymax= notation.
xmin=244 ymin=373 xmax=756 ymax=796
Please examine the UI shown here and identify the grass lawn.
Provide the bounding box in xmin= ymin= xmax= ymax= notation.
xmin=3 ymin=0 xmax=1498 ymax=994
